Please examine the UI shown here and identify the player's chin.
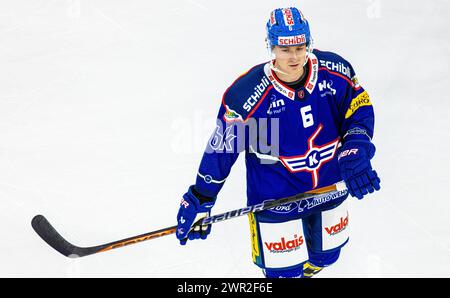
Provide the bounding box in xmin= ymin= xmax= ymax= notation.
xmin=287 ymin=63 xmax=302 ymax=72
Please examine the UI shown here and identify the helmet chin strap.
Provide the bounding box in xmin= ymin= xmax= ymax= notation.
xmin=265 ymin=38 xmax=288 ymax=75
xmin=269 ymin=60 xmax=289 ymax=76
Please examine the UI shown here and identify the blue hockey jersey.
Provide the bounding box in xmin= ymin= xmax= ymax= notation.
xmin=194 ymin=49 xmax=375 ymax=218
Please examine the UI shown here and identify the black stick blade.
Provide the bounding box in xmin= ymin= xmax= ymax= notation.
xmin=31 ymin=214 xmax=178 ymax=258
xmin=31 ymin=215 xmax=88 ymax=258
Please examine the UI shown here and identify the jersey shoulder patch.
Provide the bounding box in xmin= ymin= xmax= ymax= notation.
xmin=222 ymin=63 xmax=271 ymax=122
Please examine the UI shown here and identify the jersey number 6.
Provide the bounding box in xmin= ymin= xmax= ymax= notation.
xmin=300 ymin=105 xmax=314 ymax=128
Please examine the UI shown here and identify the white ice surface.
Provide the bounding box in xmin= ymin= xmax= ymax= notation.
xmin=1 ymin=0 xmax=449 ymax=277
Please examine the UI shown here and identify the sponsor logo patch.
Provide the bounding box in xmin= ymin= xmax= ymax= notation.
xmin=298 ymin=190 xmax=348 ymax=212
xmin=282 ymin=8 xmax=295 ymax=26
xmin=267 ymin=73 xmax=295 ymax=100
xmin=264 ymin=234 xmax=304 ymax=253
xmin=319 ymin=60 xmax=352 ymax=79
xmin=223 ymin=106 xmax=244 ymax=122
xmin=305 ymin=56 xmax=319 ymax=94
xmin=267 ymin=95 xmax=286 ymax=115
xmin=242 ymin=77 xmax=271 ymax=112
xmin=270 ymin=11 xmax=276 ymax=25
xmin=325 ymin=212 xmax=349 ymax=235
xmin=278 ymin=34 xmax=306 ymax=45
xmin=345 ymin=90 xmax=371 ymax=119
xmin=269 ymin=202 xmax=298 ymax=214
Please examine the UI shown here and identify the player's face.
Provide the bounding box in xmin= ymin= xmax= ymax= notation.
xmin=273 ymin=44 xmax=307 ymax=75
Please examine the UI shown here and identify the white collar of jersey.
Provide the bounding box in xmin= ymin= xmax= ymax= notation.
xmin=264 ymin=52 xmax=319 ymax=99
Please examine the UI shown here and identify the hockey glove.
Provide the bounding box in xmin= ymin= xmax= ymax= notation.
xmin=337 ymin=140 xmax=381 ymax=199
xmin=176 ymin=185 xmax=215 ymax=245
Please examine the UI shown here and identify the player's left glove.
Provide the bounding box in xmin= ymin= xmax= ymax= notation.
xmin=337 ymin=139 xmax=380 ymax=199
xmin=176 ymin=185 xmax=216 ymax=245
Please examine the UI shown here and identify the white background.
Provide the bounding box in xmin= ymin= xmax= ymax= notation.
xmin=1 ymin=0 xmax=449 ymax=277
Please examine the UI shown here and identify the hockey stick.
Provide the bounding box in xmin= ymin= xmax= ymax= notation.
xmin=31 ymin=181 xmax=347 ymax=258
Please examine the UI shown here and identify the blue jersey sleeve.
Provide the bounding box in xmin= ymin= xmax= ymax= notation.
xmin=335 ymin=61 xmax=375 ymax=143
xmin=194 ymin=87 xmax=248 ymax=198
xmin=193 ymin=64 xmax=267 ymax=198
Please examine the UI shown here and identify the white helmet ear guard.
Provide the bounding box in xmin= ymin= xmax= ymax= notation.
xmin=304 ymin=37 xmax=314 ymax=66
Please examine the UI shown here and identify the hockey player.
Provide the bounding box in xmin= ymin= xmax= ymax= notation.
xmin=176 ymin=7 xmax=380 ymax=278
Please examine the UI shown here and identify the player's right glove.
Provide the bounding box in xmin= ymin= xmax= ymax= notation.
xmin=337 ymin=139 xmax=381 ymax=199
xmin=176 ymin=185 xmax=216 ymax=245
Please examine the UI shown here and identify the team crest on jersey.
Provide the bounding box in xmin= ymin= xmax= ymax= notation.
xmin=318 ymin=79 xmax=336 ymax=97
xmin=279 ymin=124 xmax=340 ymax=188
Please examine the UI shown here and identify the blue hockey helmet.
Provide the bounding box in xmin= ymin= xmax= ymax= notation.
xmin=266 ymin=7 xmax=312 ymax=48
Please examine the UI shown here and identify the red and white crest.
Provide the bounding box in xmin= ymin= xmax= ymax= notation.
xmin=279 ymin=124 xmax=340 ymax=188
